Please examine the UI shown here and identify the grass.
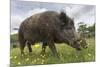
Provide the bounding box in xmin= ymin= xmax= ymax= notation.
xmin=10 ymin=38 xmax=95 ymax=66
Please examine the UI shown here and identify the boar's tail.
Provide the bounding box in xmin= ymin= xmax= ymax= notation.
xmin=18 ymin=28 xmax=27 ymax=54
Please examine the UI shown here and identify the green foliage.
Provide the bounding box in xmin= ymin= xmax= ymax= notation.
xmin=10 ymin=34 xmax=18 ymax=43
xmin=10 ymin=38 xmax=95 ymax=66
xmin=87 ymin=24 xmax=95 ymax=37
xmin=77 ymin=22 xmax=95 ymax=38
xmin=10 ymin=34 xmax=19 ymax=48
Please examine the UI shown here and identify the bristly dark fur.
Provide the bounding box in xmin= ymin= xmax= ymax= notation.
xmin=18 ymin=11 xmax=87 ymax=59
xmin=60 ymin=11 xmax=72 ymax=24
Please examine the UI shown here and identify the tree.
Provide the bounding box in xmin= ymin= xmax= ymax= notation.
xmin=77 ymin=22 xmax=88 ymax=37
xmin=87 ymin=23 xmax=95 ymax=37
xmin=77 ymin=22 xmax=95 ymax=38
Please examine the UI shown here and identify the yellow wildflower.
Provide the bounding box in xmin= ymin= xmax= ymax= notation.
xmin=41 ymin=60 xmax=45 ymax=64
xmin=14 ymin=56 xmax=17 ymax=59
xmin=41 ymin=62 xmax=43 ymax=64
xmin=34 ymin=59 xmax=36 ymax=62
xmin=80 ymin=40 xmax=82 ymax=43
xmin=76 ymin=55 xmax=78 ymax=58
xmin=41 ymin=54 xmax=46 ymax=58
xmin=18 ymin=62 xmax=21 ymax=65
xmin=26 ymin=58 xmax=29 ymax=61
xmin=88 ymin=53 xmax=91 ymax=56
xmin=34 ymin=44 xmax=40 ymax=48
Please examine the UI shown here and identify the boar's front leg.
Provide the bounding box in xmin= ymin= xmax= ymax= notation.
xmin=41 ymin=42 xmax=47 ymax=54
xmin=26 ymin=41 xmax=32 ymax=54
xmin=48 ymin=41 xmax=60 ymax=60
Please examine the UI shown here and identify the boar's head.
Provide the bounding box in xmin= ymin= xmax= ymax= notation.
xmin=58 ymin=11 xmax=88 ymax=50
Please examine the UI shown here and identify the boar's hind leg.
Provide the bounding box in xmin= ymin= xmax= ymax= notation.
xmin=48 ymin=41 xmax=60 ymax=59
xmin=26 ymin=41 xmax=32 ymax=53
xmin=41 ymin=42 xmax=47 ymax=54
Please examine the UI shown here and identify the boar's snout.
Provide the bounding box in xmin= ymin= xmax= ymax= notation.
xmin=72 ymin=40 xmax=82 ymax=51
xmin=74 ymin=38 xmax=88 ymax=50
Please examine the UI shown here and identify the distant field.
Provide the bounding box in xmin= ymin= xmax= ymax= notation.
xmin=10 ymin=37 xmax=95 ymax=66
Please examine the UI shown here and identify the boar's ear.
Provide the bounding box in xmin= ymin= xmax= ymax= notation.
xmin=59 ymin=11 xmax=69 ymax=24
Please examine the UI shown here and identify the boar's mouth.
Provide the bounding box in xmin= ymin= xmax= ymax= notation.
xmin=67 ymin=38 xmax=88 ymax=51
xmin=73 ymin=39 xmax=88 ymax=50
xmin=73 ymin=40 xmax=82 ymax=51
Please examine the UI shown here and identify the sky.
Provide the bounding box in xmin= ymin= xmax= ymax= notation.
xmin=11 ymin=0 xmax=96 ymax=34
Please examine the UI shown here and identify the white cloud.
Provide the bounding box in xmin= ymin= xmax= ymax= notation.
xmin=65 ymin=5 xmax=95 ymax=30
xmin=65 ymin=5 xmax=85 ymax=18
xmin=11 ymin=15 xmax=24 ymax=34
xmin=25 ymin=8 xmax=47 ymax=18
xmin=11 ymin=8 xmax=47 ymax=34
xmin=11 ymin=1 xmax=95 ymax=34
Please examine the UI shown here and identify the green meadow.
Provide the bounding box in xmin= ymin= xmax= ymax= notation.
xmin=10 ymin=37 xmax=95 ymax=66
